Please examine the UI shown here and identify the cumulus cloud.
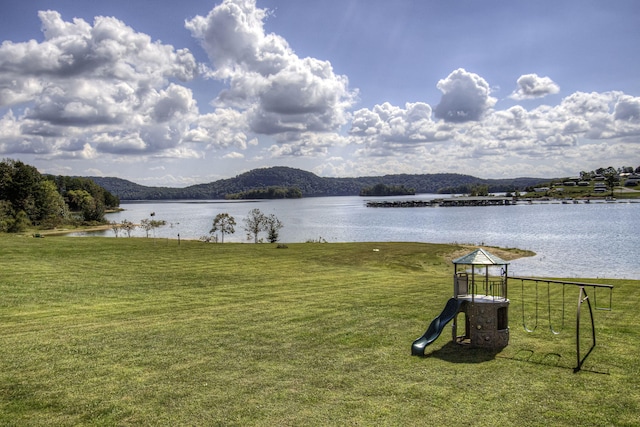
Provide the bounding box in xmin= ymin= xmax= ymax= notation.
xmin=454 ymin=91 xmax=640 ymax=161
xmin=185 ymin=108 xmax=256 ymax=150
xmin=223 ymin=151 xmax=245 ymax=159
xmin=347 ymin=79 xmax=640 ymax=178
xmin=511 ymin=74 xmax=560 ymax=100
xmin=267 ymin=132 xmax=348 ymax=158
xmin=185 ymin=0 xmax=356 ymax=139
xmin=433 ymin=68 xmax=496 ymax=123
xmin=614 ymin=95 xmax=640 ymax=122
xmin=0 ymin=10 xmax=199 ymax=158
xmin=349 ymin=102 xmax=454 ymax=156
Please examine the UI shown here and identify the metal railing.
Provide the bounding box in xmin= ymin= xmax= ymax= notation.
xmin=454 ymin=273 xmax=507 ymax=301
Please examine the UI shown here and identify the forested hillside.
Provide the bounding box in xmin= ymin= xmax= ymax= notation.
xmin=89 ymin=166 xmax=549 ymax=200
xmin=0 ymin=159 xmax=119 ymax=232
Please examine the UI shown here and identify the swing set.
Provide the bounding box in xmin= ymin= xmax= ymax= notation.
xmin=513 ymin=276 xmax=614 ymax=372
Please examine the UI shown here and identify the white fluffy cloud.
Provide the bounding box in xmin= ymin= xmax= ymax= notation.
xmin=349 ymin=102 xmax=453 ymax=156
xmin=491 ymin=92 xmax=640 ymax=153
xmin=185 ymin=108 xmax=257 ymax=150
xmin=511 ymin=74 xmax=560 ymax=100
xmin=185 ymin=0 xmax=356 ymax=140
xmin=348 ymin=83 xmax=640 ymax=177
xmin=433 ymin=68 xmax=496 ymax=123
xmin=0 ymin=10 xmax=199 ymax=158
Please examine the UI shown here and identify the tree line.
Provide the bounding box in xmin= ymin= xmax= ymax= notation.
xmin=359 ymin=183 xmax=415 ymax=196
xmin=0 ymin=158 xmax=119 ymax=232
xmin=90 ymin=166 xmax=551 ymax=200
xmin=225 ymin=186 xmax=302 ymax=200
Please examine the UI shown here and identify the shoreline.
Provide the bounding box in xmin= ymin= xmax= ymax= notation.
xmin=30 ymin=225 xmax=114 ymax=237
xmin=26 ymin=228 xmax=537 ymax=261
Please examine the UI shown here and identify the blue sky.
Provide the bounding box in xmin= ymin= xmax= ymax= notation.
xmin=1 ymin=0 xmax=639 ymax=186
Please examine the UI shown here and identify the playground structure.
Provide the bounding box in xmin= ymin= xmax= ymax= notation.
xmin=411 ymin=248 xmax=614 ymax=372
xmin=412 ymin=248 xmax=511 ymax=355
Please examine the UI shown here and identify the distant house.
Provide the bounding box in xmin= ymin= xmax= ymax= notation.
xmin=534 ymin=187 xmax=550 ymax=192
xmin=594 ymin=183 xmax=607 ymax=193
xmin=578 ymin=181 xmax=590 ymax=186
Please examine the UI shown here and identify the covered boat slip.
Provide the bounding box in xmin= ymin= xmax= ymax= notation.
xmin=438 ymin=196 xmax=514 ymax=207
xmin=366 ymin=196 xmax=513 ymax=208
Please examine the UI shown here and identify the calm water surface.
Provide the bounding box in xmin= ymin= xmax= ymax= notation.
xmin=78 ymin=196 xmax=639 ymax=280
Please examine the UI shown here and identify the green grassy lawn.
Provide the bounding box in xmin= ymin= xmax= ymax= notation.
xmin=0 ymin=236 xmax=638 ymax=426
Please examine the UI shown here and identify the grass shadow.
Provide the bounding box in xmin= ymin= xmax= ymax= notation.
xmin=497 ymin=348 xmax=611 ymax=375
xmin=420 ymin=341 xmax=499 ymax=364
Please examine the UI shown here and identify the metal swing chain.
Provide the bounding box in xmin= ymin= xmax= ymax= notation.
xmin=522 ymin=278 xmax=538 ymax=332
xmin=548 ymin=282 xmax=565 ymax=335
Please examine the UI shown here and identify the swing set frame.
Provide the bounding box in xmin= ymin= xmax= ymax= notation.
xmin=513 ymin=276 xmax=613 ymax=372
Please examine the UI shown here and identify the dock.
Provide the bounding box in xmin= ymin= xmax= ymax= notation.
xmin=366 ymin=196 xmax=513 ymax=208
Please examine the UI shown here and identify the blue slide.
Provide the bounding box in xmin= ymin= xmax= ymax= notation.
xmin=411 ymin=298 xmax=463 ymax=356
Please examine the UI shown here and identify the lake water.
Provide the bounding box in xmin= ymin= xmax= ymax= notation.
xmin=75 ymin=195 xmax=639 ymax=280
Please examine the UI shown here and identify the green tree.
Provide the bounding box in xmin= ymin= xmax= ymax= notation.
xmin=265 ymin=214 xmax=283 ymax=243
xmin=602 ymin=166 xmax=619 ymax=196
xmin=469 ymin=184 xmax=489 ymax=196
xmin=10 ymin=210 xmax=31 ymax=233
xmin=0 ymin=200 xmax=15 ymax=232
xmin=37 ymin=180 xmax=69 ymax=228
xmin=244 ymin=208 xmax=265 ymax=243
xmin=66 ymin=189 xmax=103 ymax=222
xmin=210 ymin=213 xmax=236 ymax=243
xmin=0 ymin=159 xmax=41 ymax=224
xmin=579 ymin=170 xmax=592 ymax=181
xmin=50 ymin=175 xmax=116 ymax=222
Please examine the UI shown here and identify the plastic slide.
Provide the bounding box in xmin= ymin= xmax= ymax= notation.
xmin=411 ymin=298 xmax=463 ymax=356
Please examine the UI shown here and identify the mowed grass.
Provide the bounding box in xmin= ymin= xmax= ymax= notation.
xmin=0 ymin=236 xmax=638 ymax=426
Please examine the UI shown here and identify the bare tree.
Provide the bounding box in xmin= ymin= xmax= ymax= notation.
xmin=110 ymin=221 xmax=121 ymax=237
xmin=121 ymin=219 xmax=136 ymax=238
xmin=141 ymin=218 xmax=167 ymax=238
xmin=141 ymin=219 xmax=152 ymax=237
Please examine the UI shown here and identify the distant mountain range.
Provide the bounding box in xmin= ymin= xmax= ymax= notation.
xmin=88 ymin=166 xmax=550 ymax=200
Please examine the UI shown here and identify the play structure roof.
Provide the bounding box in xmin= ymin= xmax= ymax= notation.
xmin=452 ymin=248 xmax=509 ymax=266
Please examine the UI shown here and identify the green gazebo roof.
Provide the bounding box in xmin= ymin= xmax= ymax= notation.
xmin=452 ymin=248 xmax=509 ymax=266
